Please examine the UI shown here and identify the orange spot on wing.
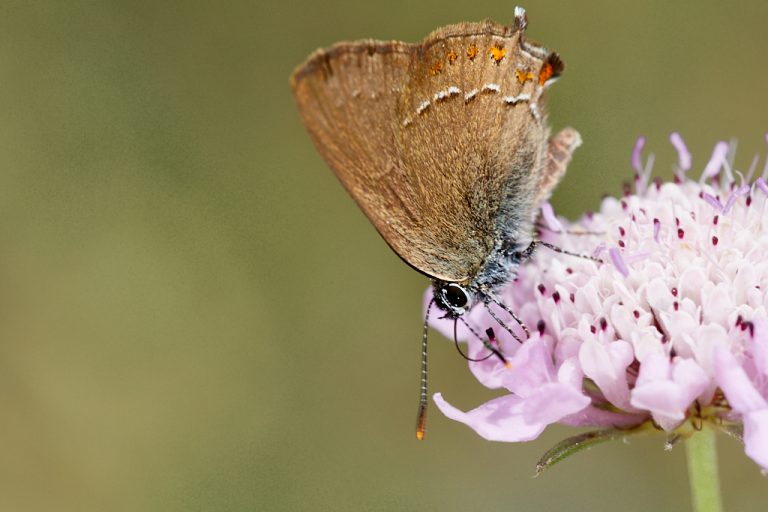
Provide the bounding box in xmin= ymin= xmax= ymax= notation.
xmin=538 ymin=62 xmax=554 ymax=85
xmin=446 ymin=50 xmax=458 ymax=64
xmin=429 ymin=59 xmax=443 ymax=76
xmin=489 ymin=45 xmax=506 ymax=64
xmin=515 ymin=69 xmax=534 ymax=84
xmin=467 ymin=45 xmax=478 ymax=61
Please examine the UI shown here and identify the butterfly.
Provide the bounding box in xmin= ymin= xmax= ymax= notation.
xmin=291 ymin=6 xmax=582 ymax=438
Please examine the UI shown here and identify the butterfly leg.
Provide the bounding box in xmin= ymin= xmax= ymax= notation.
xmin=521 ymin=240 xmax=603 ymax=264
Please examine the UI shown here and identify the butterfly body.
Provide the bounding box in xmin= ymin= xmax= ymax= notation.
xmin=291 ymin=7 xmax=579 ymax=319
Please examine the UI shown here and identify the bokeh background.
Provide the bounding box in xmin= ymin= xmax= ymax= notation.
xmin=0 ymin=1 xmax=766 ymax=510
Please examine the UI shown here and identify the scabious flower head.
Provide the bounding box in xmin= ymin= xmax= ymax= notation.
xmin=429 ymin=133 xmax=768 ymax=470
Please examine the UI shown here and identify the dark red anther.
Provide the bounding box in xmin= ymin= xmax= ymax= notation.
xmin=619 ymin=226 xmax=626 ymax=237
xmin=621 ymin=200 xmax=628 ymax=210
xmin=566 ymin=267 xmax=573 ymax=274
xmin=537 ymin=284 xmax=546 ymax=294
xmin=736 ymin=315 xmax=743 ymax=326
xmin=671 ymin=287 xmax=678 ymax=297
xmin=633 ymin=310 xmax=640 ymax=319
xmin=552 ymin=291 xmax=561 ymax=304
xmin=599 ymin=317 xmax=608 ymax=331
xmin=537 ymin=319 xmax=546 ymax=335
xmin=675 ymin=217 xmax=680 ymax=226
xmin=673 ymin=301 xmax=679 ymax=311
xmin=745 ymin=321 xmax=755 ymax=337
xmin=713 ymin=215 xmax=719 ymax=225
xmin=698 ymin=191 xmax=704 ymax=199
xmin=712 ymin=236 xmax=719 ymax=246
xmin=569 ymin=293 xmax=575 ymax=303
xmin=618 ymin=240 xmax=625 ymax=248
xmin=747 ymin=195 xmax=752 ymax=207
xmin=677 ymin=228 xmax=684 ymax=239
xmin=590 ymin=325 xmax=597 ymax=334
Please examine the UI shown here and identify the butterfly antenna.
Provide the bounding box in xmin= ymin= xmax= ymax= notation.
xmin=453 ymin=319 xmax=495 ymax=362
xmin=416 ymin=299 xmax=434 ymax=441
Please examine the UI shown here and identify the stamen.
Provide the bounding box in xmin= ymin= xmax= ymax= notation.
xmin=609 ymin=248 xmax=629 ymax=277
xmin=593 ymin=242 xmax=606 ymax=259
xmin=670 ymin=132 xmax=692 ymax=178
xmin=702 ymin=192 xmax=724 ymax=213
xmin=484 ymin=327 xmax=511 ymax=367
xmin=723 ymin=185 xmax=750 ymax=214
xmin=541 ymin=202 xmax=563 ymax=232
xmin=700 ymin=141 xmax=729 ymax=183
xmin=631 ymin=136 xmax=646 ymax=173
xmin=756 ymin=177 xmax=768 ymax=196
xmin=653 ymin=218 xmax=661 ymax=242
xmin=746 ymin=153 xmax=760 ymax=182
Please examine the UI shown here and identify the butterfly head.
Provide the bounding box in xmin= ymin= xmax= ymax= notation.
xmin=434 ymin=281 xmax=476 ymax=318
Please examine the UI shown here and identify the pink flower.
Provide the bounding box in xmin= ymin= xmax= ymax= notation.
xmin=429 ymin=134 xmax=768 ymax=470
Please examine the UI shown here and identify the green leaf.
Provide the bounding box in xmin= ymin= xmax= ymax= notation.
xmin=535 ymin=427 xmax=645 ymax=476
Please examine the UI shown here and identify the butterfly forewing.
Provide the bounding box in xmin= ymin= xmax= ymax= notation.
xmin=291 ymin=19 xmax=560 ymax=283
xmin=394 ymin=21 xmax=552 ymax=281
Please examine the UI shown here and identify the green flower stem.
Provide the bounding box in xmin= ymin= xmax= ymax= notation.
xmin=685 ymin=427 xmax=723 ymax=512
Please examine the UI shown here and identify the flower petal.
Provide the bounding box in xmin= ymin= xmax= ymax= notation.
xmin=714 ymin=347 xmax=767 ymax=413
xmin=579 ymin=338 xmax=633 ymax=409
xmin=743 ymin=409 xmax=768 ymax=469
xmin=521 ymin=383 xmax=590 ymax=424
xmin=433 ymin=393 xmax=546 ymax=442
xmin=500 ymin=337 xmax=556 ymax=397
xmin=753 ymin=320 xmax=768 ymax=379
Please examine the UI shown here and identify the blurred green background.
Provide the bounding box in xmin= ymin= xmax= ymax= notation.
xmin=0 ymin=1 xmax=766 ymax=510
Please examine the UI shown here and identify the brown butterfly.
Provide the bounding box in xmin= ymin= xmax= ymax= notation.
xmin=291 ymin=7 xmax=582 ymax=438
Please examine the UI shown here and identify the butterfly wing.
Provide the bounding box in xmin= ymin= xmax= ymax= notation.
xmin=291 ymin=41 xmax=446 ymax=275
xmin=291 ymin=17 xmax=563 ymax=283
xmin=394 ymin=20 xmax=561 ymax=281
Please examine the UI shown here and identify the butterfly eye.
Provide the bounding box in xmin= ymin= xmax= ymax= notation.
xmin=443 ymin=283 xmax=470 ymax=310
